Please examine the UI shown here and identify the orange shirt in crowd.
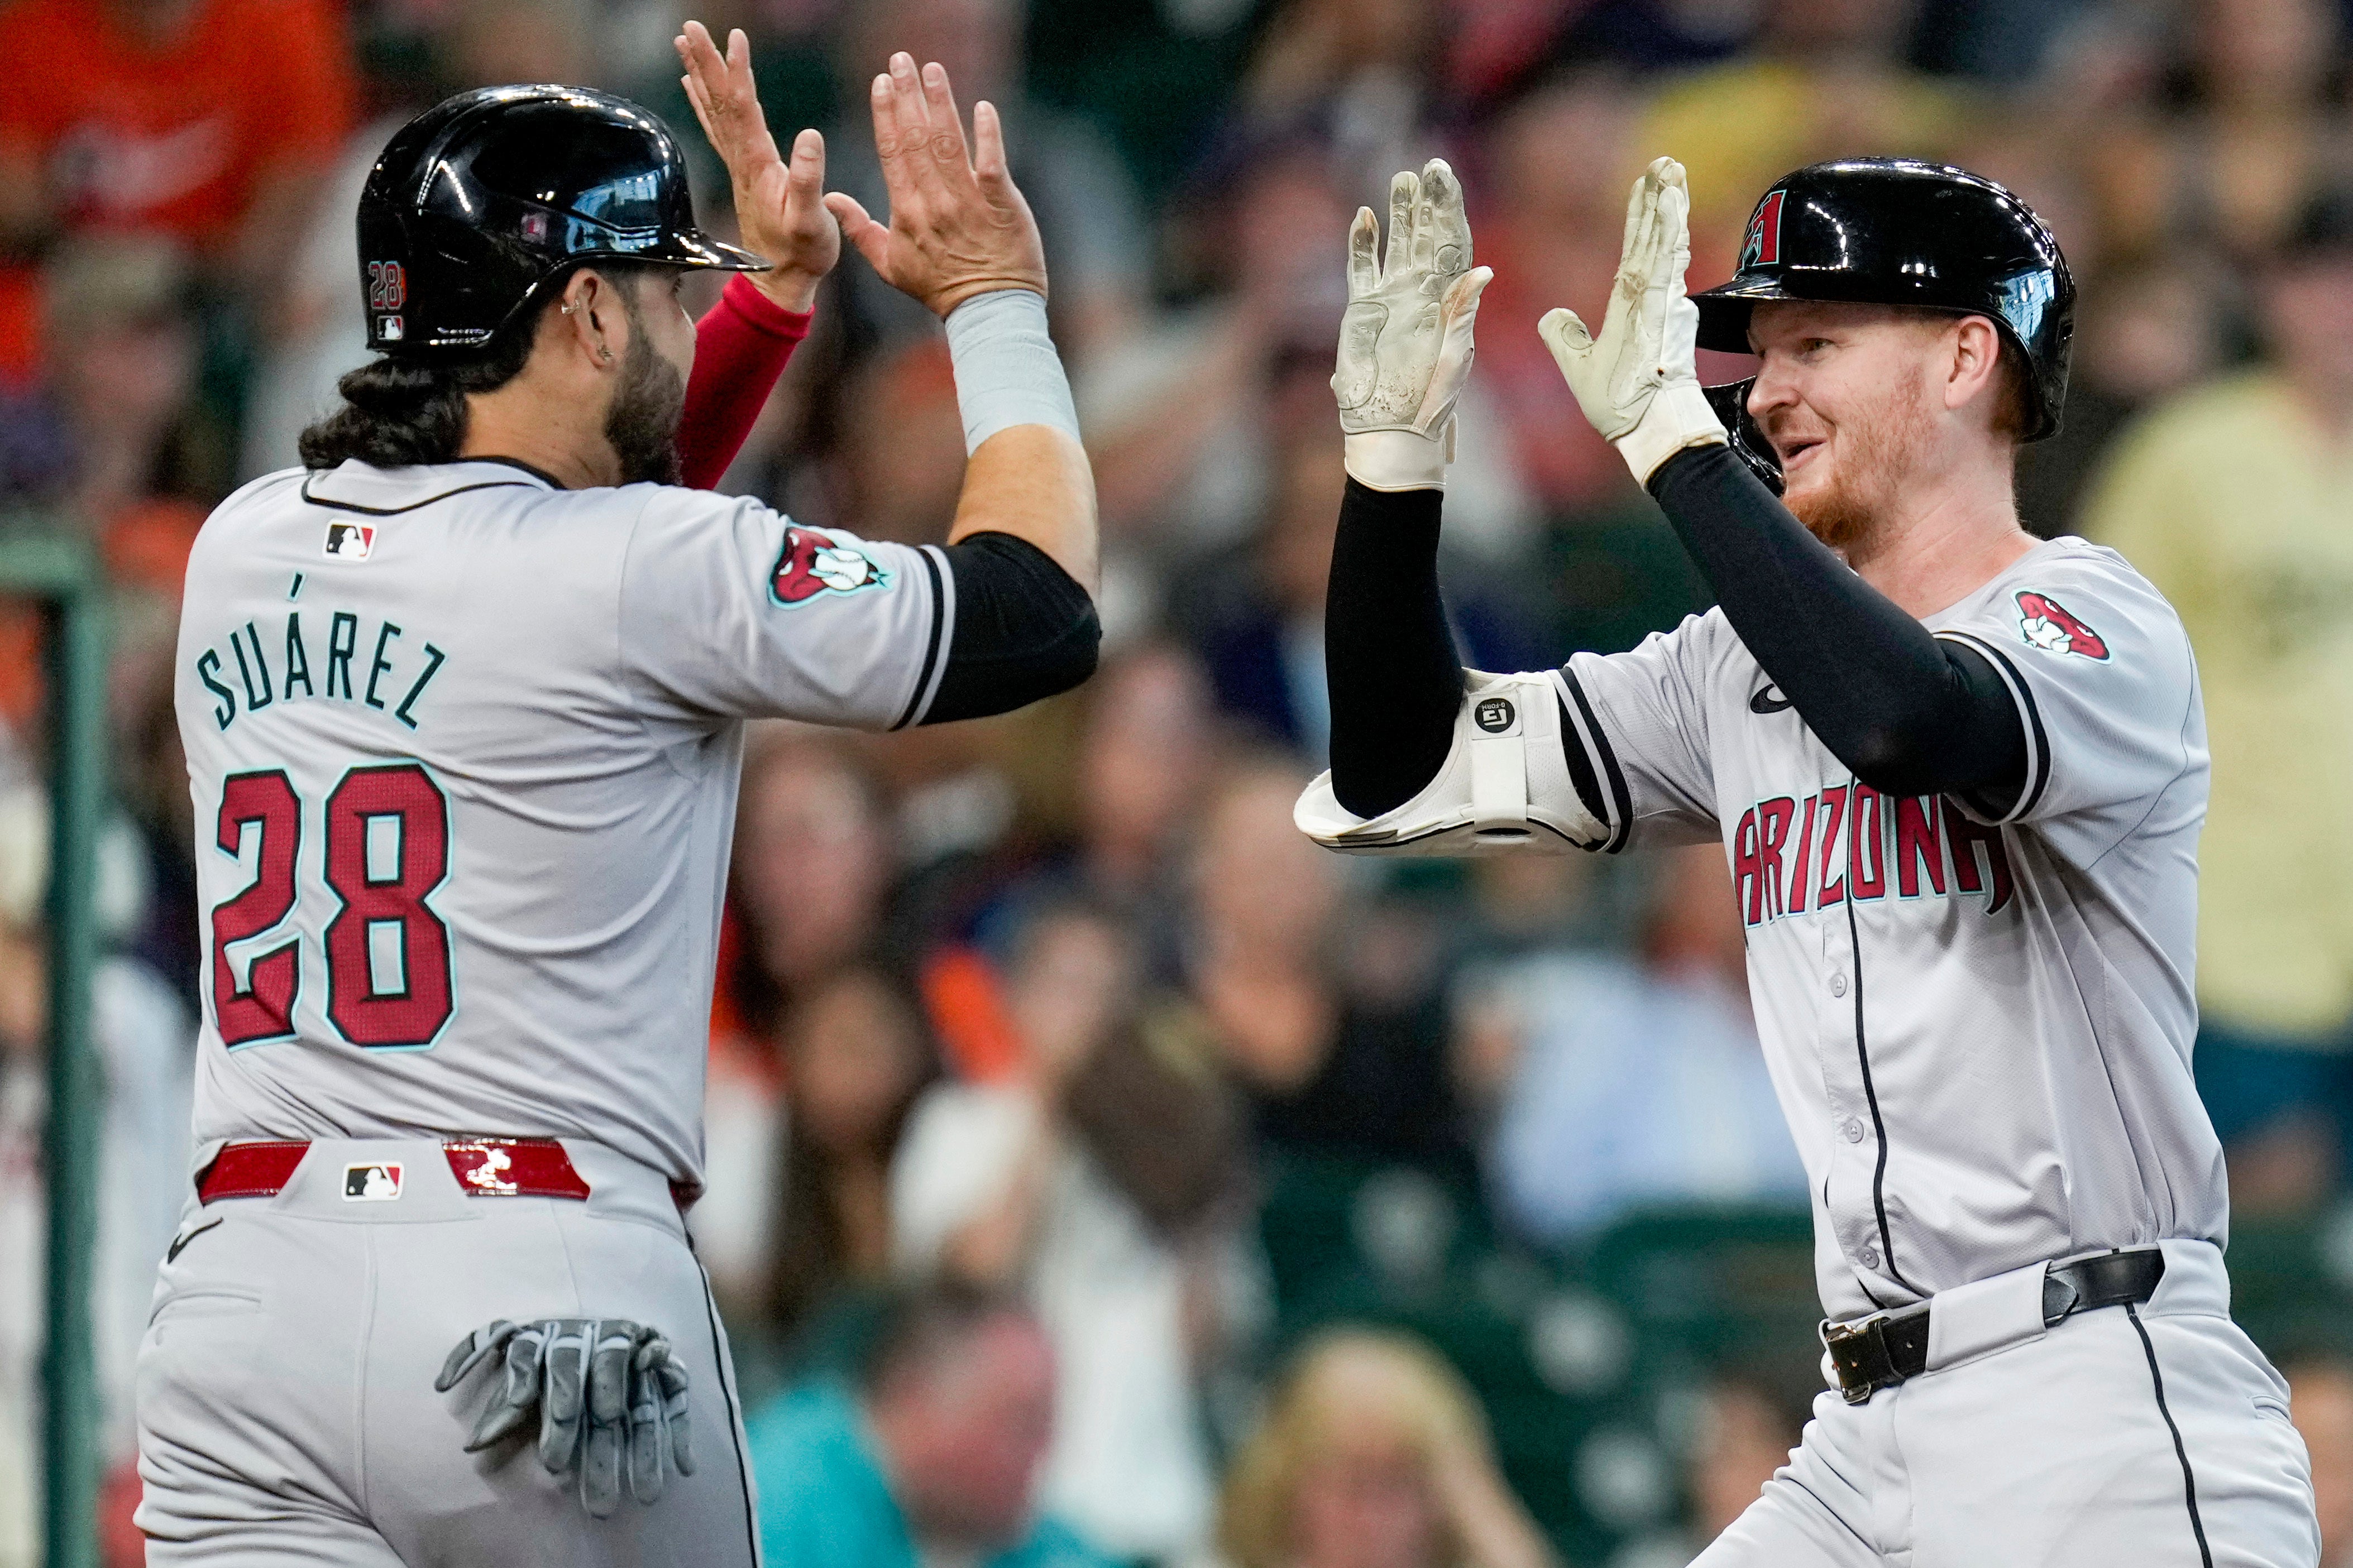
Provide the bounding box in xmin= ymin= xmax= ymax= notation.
xmin=0 ymin=0 xmax=357 ymax=375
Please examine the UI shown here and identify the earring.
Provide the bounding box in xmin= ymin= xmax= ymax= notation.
xmin=561 ymin=301 xmax=580 ymax=316
xmin=599 ymin=347 xmax=614 ymax=362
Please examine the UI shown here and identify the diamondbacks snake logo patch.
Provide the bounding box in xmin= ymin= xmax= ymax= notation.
xmin=769 ymin=527 xmax=892 ymax=607
xmin=2015 ymin=591 xmax=2108 ymax=660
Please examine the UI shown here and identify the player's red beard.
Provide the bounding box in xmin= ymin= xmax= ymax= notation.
xmin=1778 ymin=373 xmax=1933 ymax=560
xmin=606 ymin=317 xmax=687 ymax=487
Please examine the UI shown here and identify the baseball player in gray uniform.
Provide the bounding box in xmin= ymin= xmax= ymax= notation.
xmin=1299 ymin=156 xmax=2322 ymax=1562
xmin=137 ymin=37 xmax=1098 ymax=1567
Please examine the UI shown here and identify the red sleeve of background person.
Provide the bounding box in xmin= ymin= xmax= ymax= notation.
xmin=676 ymin=273 xmax=814 ymax=490
xmin=0 ymin=0 xmax=355 ymax=249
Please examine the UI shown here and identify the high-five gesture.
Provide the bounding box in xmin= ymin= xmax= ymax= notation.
xmin=1538 ymin=156 xmax=1727 ymax=485
xmin=675 ymin=21 xmax=839 ymax=313
xmin=1332 ymin=158 xmax=1493 ymax=492
xmin=823 ymin=53 xmax=1047 ymax=318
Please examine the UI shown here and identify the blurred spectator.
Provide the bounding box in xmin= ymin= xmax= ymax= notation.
xmin=2288 ymin=1354 xmax=2353 ymax=1567
xmin=41 ymin=238 xmax=227 ymax=577
xmin=746 ymin=1283 xmax=1117 ymax=1568
xmin=0 ymin=788 xmax=191 ymax=1566
xmin=1218 ymin=1327 xmax=1557 ymax=1568
xmin=1685 ymin=1373 xmax=1806 ymax=1542
xmin=2083 ymin=184 xmax=2353 ymax=1211
xmin=2124 ymin=0 xmax=2351 ymax=264
xmin=1190 ymin=759 xmax=1476 ymax=1181
xmin=696 ymin=735 xmax=904 ymax=1316
xmin=2014 ymin=256 xmax=2226 ymax=535
xmin=893 ymin=899 xmax=1236 ymax=1561
xmin=982 ymin=641 xmax=1221 ymax=979
xmin=1179 ymin=406 xmax=1346 ymax=754
xmin=821 ymin=0 xmax=1150 ymax=361
xmin=1236 ymin=0 xmax=1445 ymax=189
xmin=757 ymin=965 xmax=937 ymax=1351
xmin=1476 ymin=845 xmax=1806 ymax=1246
xmin=729 ymin=735 xmax=900 ymax=1038
xmin=1475 ymin=70 xmax=1650 ymax=517
xmin=835 ymin=337 xmax=968 ymax=546
xmin=1646 ymin=0 xmax=1975 ymax=266
xmin=0 ymin=0 xmax=356 ymax=380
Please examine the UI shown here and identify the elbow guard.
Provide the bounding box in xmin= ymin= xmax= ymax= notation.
xmin=1295 ymin=670 xmax=1605 ymax=856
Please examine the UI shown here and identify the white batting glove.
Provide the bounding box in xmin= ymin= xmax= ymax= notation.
xmin=1332 ymin=158 xmax=1494 ymax=492
xmin=1538 ymin=156 xmax=1727 ymax=486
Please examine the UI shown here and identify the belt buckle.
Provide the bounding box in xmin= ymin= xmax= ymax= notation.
xmin=1822 ymin=1312 xmax=1895 ymax=1405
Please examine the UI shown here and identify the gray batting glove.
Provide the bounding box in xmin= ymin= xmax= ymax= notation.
xmin=436 ymin=1316 xmax=692 ymax=1518
xmin=628 ymin=1329 xmax=696 ymax=1503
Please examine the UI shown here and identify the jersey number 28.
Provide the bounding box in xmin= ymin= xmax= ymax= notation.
xmin=209 ymin=762 xmax=454 ymax=1049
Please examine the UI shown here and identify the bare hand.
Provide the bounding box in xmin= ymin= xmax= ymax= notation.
xmin=675 ymin=20 xmax=838 ymax=313
xmin=822 ymin=52 xmax=1046 ymax=318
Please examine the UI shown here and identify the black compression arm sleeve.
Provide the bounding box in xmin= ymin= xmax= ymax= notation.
xmin=1646 ymin=444 xmax=2026 ymax=803
xmin=1326 ymin=478 xmax=1465 ymax=819
xmin=922 ymin=531 xmax=1101 ymax=724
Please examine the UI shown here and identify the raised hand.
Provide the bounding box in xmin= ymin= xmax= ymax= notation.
xmin=1331 ymin=157 xmax=1493 ymax=491
xmin=822 ymin=52 xmax=1046 ymax=318
xmin=1537 ymin=156 xmax=1725 ymax=482
xmin=676 ymin=20 xmax=838 ymax=313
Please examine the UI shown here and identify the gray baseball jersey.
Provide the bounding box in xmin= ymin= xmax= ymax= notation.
xmin=1549 ymin=536 xmax=2219 ymax=1320
xmin=174 ymin=458 xmax=955 ymax=1188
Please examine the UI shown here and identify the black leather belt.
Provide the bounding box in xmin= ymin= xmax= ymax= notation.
xmin=1823 ymin=1248 xmax=2166 ymax=1405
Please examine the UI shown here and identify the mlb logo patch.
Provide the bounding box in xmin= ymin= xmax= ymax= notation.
xmin=1740 ymin=189 xmax=1787 ymax=271
xmin=343 ymin=1162 xmax=403 ymax=1201
xmin=380 ymin=315 xmax=404 ymax=342
xmin=325 ymin=521 xmax=376 ymax=560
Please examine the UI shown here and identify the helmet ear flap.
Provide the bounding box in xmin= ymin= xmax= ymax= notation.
xmin=1704 ymin=378 xmax=1783 ymax=496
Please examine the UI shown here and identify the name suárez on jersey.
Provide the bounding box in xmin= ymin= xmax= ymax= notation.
xmin=1732 ymin=783 xmax=2016 ymax=929
xmin=194 ymin=608 xmax=447 ymax=732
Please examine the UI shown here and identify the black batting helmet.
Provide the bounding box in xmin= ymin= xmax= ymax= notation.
xmin=356 ymin=85 xmax=768 ymax=356
xmin=1693 ymin=159 xmax=2075 ymax=492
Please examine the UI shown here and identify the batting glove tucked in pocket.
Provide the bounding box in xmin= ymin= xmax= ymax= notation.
xmin=436 ymin=1316 xmax=695 ymax=1518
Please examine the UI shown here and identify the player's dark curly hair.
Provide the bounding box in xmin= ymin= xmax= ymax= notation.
xmin=296 ymin=325 xmax=539 ymax=471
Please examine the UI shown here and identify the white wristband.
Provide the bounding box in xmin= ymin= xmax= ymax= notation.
xmin=943 ymin=288 xmax=1081 ymax=455
xmin=1613 ymin=381 xmax=1727 ymax=487
xmin=1343 ymin=425 xmax=1451 ymax=492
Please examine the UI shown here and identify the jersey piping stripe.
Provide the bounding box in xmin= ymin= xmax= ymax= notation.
xmin=891 ymin=546 xmax=948 ymax=731
xmin=1936 ymin=630 xmax=2051 ymax=822
xmin=2127 ymin=1301 xmax=2215 ymax=1568
xmin=1842 ymin=788 xmax=1918 ymax=1298
xmin=1555 ymin=666 xmax=1632 ymax=853
xmin=298 ymin=475 xmax=539 ymax=517
xmin=697 ymin=1264 xmax=763 ymax=1568
xmin=1551 ymin=694 xmax=1609 ymax=829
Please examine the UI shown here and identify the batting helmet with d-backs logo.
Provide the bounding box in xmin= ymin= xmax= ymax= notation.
xmin=1690 ymin=159 xmax=2076 ymax=492
xmin=356 ymin=85 xmax=769 ymax=356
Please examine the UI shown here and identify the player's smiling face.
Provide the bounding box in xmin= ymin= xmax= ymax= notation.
xmin=1744 ymin=300 xmax=1944 ymax=555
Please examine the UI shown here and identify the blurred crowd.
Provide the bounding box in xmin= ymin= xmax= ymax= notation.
xmin=5 ymin=0 xmax=2353 ymax=1564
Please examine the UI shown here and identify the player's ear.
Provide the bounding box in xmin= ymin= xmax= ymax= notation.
xmin=1944 ymin=315 xmax=2002 ymax=416
xmin=553 ymin=269 xmax=621 ymax=371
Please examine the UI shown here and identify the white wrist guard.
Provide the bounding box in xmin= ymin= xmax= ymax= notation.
xmin=1343 ymin=425 xmax=1452 ymax=492
xmin=1613 ymin=381 xmax=1727 ymax=487
xmin=1294 ymin=670 xmax=1605 ymax=856
xmin=944 ymin=288 xmax=1082 ymax=454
